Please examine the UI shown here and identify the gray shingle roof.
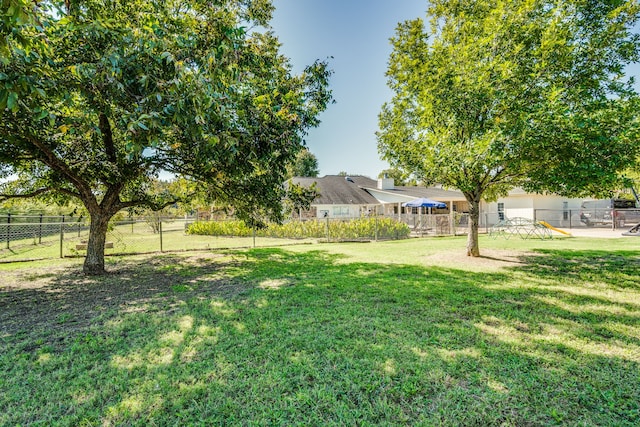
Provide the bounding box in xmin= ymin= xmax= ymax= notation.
xmin=289 ymin=175 xmax=467 ymax=205
xmin=290 ymin=176 xmax=380 ymax=205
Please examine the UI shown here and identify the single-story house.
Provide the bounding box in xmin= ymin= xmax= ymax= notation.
xmin=289 ymin=175 xmax=468 ymax=219
xmin=360 ymin=177 xmax=469 ymax=217
xmin=290 ymin=176 xmax=586 ymax=228
xmin=290 ymin=175 xmax=381 ymax=219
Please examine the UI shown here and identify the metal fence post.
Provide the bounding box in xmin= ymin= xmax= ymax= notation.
xmin=325 ymin=216 xmax=330 ymax=242
xmin=569 ymin=210 xmax=573 ymax=229
xmin=38 ymin=213 xmax=43 ymax=244
xmin=374 ymin=215 xmax=378 ymax=242
xmin=59 ymin=215 xmax=65 ymax=258
xmin=6 ymin=213 xmax=10 ymax=249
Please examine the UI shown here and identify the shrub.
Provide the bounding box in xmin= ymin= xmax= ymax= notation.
xmin=186 ymin=217 xmax=410 ymax=240
xmin=186 ymin=220 xmax=253 ymax=237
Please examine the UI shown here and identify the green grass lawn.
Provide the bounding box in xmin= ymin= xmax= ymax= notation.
xmin=1 ymin=236 xmax=639 ymax=425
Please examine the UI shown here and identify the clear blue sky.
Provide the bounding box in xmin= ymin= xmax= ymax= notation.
xmin=270 ymin=0 xmax=428 ymax=178
xmin=270 ymin=2 xmax=640 ymax=180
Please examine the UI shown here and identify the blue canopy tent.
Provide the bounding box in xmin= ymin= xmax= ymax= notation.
xmin=401 ymin=198 xmax=446 ymax=209
xmin=402 ymin=198 xmax=447 ymax=236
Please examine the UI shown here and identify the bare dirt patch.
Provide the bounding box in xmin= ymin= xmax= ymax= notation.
xmin=0 ymin=252 xmax=248 ymax=346
xmin=423 ymin=248 xmax=536 ymax=270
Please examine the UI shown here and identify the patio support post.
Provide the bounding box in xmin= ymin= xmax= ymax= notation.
xmin=450 ymin=205 xmax=454 ymax=235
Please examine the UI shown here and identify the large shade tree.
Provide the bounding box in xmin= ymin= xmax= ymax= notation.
xmin=378 ymin=0 xmax=640 ymax=256
xmin=0 ymin=0 xmax=332 ymax=274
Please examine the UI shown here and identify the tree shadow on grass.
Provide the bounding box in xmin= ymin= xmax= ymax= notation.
xmin=514 ymin=248 xmax=640 ymax=291
xmin=0 ymin=252 xmax=248 ymax=346
xmin=1 ymin=247 xmax=639 ymax=426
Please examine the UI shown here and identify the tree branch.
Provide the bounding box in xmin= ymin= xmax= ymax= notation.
xmin=0 ymin=185 xmax=84 ymax=202
xmin=99 ymin=113 xmax=117 ymax=164
xmin=26 ymin=134 xmax=97 ymax=208
xmin=0 ymin=187 xmax=52 ymax=202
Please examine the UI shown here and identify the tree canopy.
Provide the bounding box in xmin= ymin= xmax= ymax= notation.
xmin=378 ymin=0 xmax=640 ymax=256
xmin=0 ymin=0 xmax=332 ymax=274
xmin=283 ymin=179 xmax=319 ymax=219
xmin=377 ymin=168 xmax=417 ymax=186
xmin=286 ymin=147 xmax=320 ymax=177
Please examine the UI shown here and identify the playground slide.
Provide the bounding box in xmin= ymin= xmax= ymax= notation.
xmin=622 ymin=223 xmax=640 ymax=236
xmin=538 ymin=221 xmax=572 ymax=236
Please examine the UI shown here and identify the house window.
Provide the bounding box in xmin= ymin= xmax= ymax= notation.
xmin=498 ymin=202 xmax=505 ymax=221
xmin=563 ymin=202 xmax=569 ymax=220
xmin=332 ymin=206 xmax=350 ymax=217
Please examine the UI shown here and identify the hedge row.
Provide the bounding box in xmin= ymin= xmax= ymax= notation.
xmin=186 ymin=217 xmax=411 ymax=240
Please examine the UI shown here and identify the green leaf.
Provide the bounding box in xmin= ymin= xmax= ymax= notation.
xmin=7 ymin=91 xmax=18 ymax=112
xmin=0 ymin=90 xmax=7 ymax=110
xmin=160 ymin=52 xmax=174 ymax=63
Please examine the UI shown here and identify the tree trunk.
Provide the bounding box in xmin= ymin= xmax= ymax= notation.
xmin=83 ymin=212 xmax=111 ymax=275
xmin=466 ymin=195 xmax=481 ymax=257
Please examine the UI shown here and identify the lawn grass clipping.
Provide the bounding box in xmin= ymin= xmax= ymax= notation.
xmin=1 ymin=237 xmax=639 ymax=426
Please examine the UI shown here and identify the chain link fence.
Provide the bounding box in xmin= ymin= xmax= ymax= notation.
xmin=3 ymin=213 xmax=470 ymax=263
xmin=19 ymin=209 xmax=629 ymax=264
xmin=534 ymin=209 xmax=640 ymax=230
xmin=0 ymin=213 xmax=473 ymax=263
xmin=395 ymin=212 xmax=469 ymax=237
xmin=3 ymin=208 xmax=635 ymax=263
xmin=472 ymin=208 xmax=640 ymax=233
xmin=0 ymin=215 xmax=312 ymax=263
xmin=0 ymin=214 xmax=86 ymax=260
